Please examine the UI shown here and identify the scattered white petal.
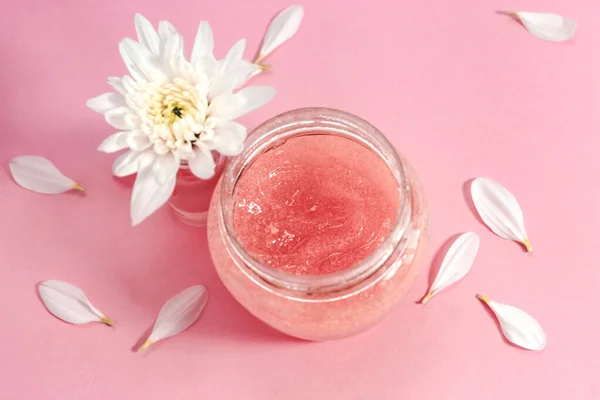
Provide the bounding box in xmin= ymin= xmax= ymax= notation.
xmin=471 ymin=177 xmax=532 ymax=252
xmin=256 ymin=5 xmax=304 ymax=63
xmin=505 ymin=11 xmax=576 ymax=42
xmin=421 ymin=232 xmax=479 ymax=304
xmin=98 ymin=131 xmax=130 ymax=153
xmin=38 ymin=280 xmax=112 ymax=326
xmin=9 ymin=156 xmax=84 ymax=194
xmin=477 ymin=294 xmax=547 ymax=351
xmin=139 ymin=285 xmax=208 ymax=351
xmin=130 ymin=162 xmax=177 ymax=226
xmin=191 ymin=21 xmax=214 ymax=65
xmin=87 ymin=92 xmax=126 ymax=114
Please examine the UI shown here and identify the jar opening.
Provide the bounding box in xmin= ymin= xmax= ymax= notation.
xmin=218 ymin=108 xmax=413 ymax=298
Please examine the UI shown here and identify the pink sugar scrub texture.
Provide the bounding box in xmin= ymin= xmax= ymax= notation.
xmin=207 ymin=131 xmax=429 ymax=340
xmin=233 ymin=135 xmax=400 ymax=275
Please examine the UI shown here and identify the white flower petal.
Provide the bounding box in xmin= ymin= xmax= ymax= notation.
xmin=158 ymin=20 xmax=178 ymax=44
xmin=478 ymin=295 xmax=547 ymax=351
xmin=164 ymin=30 xmax=184 ymax=59
xmin=138 ymin=151 xmax=158 ymax=172
xmin=208 ymin=74 xmax=236 ymax=102
xmin=191 ymin=21 xmax=214 ymax=65
xmin=112 ymin=150 xmax=155 ymax=177
xmin=98 ymin=131 xmax=130 ymax=153
xmin=220 ymin=39 xmax=246 ymax=74
xmin=126 ymin=129 xmax=151 ymax=151
xmin=112 ymin=151 xmax=137 ymax=177
xmin=134 ymin=13 xmax=160 ymax=56
xmin=107 ymin=76 xmax=127 ymax=97
xmin=229 ymin=86 xmax=276 ymax=119
xmin=130 ymin=162 xmax=177 ymax=226
xmin=120 ymin=38 xmax=165 ymax=83
xmin=119 ymin=38 xmax=151 ymax=83
xmin=153 ymin=142 xmax=171 ymax=155
xmin=173 ymin=141 xmax=195 ymax=160
xmin=189 ymin=145 xmax=215 ymax=180
xmin=257 ymin=5 xmax=304 ymax=62
xmin=163 ymin=33 xmax=185 ymax=77
xmin=104 ymin=107 xmax=140 ymax=130
xmin=208 ymin=92 xmax=246 ymax=119
xmin=139 ymin=285 xmax=208 ymax=351
xmin=126 ymin=91 xmax=145 ymax=111
xmin=87 ymin=92 xmax=126 ymax=114
xmin=195 ymin=56 xmax=219 ymax=82
xmin=177 ymin=57 xmax=196 ymax=83
xmin=471 ymin=177 xmax=532 ymax=252
xmin=216 ymin=120 xmax=247 ymax=142
xmin=230 ymin=60 xmax=262 ymax=89
xmin=421 ymin=232 xmax=479 ymax=304
xmin=206 ymin=121 xmax=247 ymax=156
xmin=122 ymin=75 xmax=140 ymax=95
xmin=508 ymin=11 xmax=576 ymax=42
xmin=9 ymin=156 xmax=84 ymax=194
xmin=38 ymin=280 xmax=112 ymax=326
xmin=152 ymin=153 xmax=180 ymax=184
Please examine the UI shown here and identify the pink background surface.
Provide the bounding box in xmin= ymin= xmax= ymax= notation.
xmin=1 ymin=0 xmax=598 ymax=398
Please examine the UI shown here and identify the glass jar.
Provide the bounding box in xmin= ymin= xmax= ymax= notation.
xmin=168 ymin=155 xmax=226 ymax=227
xmin=207 ymin=108 xmax=429 ymax=341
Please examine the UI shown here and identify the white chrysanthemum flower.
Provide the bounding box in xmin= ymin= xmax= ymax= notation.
xmin=87 ymin=14 xmax=275 ymax=226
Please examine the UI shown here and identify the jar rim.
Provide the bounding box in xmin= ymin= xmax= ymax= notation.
xmin=217 ymin=107 xmax=412 ymax=297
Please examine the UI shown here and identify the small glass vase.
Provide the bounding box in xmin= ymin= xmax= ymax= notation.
xmin=168 ymin=154 xmax=226 ymax=227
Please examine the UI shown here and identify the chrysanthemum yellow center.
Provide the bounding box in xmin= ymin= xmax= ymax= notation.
xmin=138 ymin=78 xmax=209 ymax=154
xmin=172 ymin=106 xmax=183 ymax=118
xmin=146 ymin=79 xmax=205 ymax=128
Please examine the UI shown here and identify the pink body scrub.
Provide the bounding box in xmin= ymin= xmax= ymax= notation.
xmin=207 ymin=108 xmax=429 ymax=341
xmin=233 ymin=135 xmax=399 ymax=276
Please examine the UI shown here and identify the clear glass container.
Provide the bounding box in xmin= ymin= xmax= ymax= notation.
xmin=168 ymin=155 xmax=226 ymax=227
xmin=207 ymin=108 xmax=430 ymax=340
